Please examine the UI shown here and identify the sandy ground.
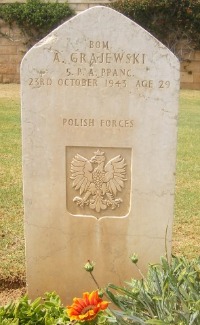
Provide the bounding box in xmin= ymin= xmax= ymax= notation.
xmin=0 ymin=287 xmax=26 ymax=306
xmin=0 ymin=83 xmax=20 ymax=99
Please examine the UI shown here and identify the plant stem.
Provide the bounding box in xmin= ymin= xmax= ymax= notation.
xmin=90 ymin=271 xmax=100 ymax=290
xmin=135 ymin=263 xmax=145 ymax=280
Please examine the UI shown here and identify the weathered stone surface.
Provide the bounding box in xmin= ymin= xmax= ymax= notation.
xmin=21 ymin=6 xmax=180 ymax=303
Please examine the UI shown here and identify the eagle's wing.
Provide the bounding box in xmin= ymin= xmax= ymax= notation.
xmin=70 ymin=154 xmax=93 ymax=195
xmin=104 ymin=155 xmax=127 ymax=196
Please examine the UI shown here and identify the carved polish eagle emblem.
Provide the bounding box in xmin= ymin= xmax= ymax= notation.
xmin=70 ymin=150 xmax=127 ymax=212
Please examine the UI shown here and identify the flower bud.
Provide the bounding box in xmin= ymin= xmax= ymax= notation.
xmin=84 ymin=260 xmax=95 ymax=272
xmin=130 ymin=253 xmax=138 ymax=264
xmin=98 ymin=289 xmax=104 ymax=298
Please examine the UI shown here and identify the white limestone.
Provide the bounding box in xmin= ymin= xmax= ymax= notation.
xmin=21 ymin=6 xmax=180 ymax=303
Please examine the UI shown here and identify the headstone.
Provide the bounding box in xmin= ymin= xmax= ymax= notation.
xmin=21 ymin=6 xmax=180 ymax=303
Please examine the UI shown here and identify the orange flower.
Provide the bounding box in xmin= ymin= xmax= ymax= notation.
xmin=66 ymin=290 xmax=109 ymax=321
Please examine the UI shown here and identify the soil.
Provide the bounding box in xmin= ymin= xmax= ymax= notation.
xmin=0 ymin=278 xmax=26 ymax=306
xmin=0 ymin=287 xmax=26 ymax=306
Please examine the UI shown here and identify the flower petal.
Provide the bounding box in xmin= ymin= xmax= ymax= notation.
xmin=89 ymin=291 xmax=99 ymax=305
xmin=83 ymin=292 xmax=90 ymax=304
xmin=66 ymin=290 xmax=109 ymax=322
xmin=100 ymin=301 xmax=109 ymax=310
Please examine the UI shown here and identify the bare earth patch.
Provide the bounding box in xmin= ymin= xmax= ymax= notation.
xmin=0 ymin=287 xmax=26 ymax=306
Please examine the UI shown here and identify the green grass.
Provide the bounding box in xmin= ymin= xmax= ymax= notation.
xmin=0 ymin=95 xmax=25 ymax=286
xmin=0 ymin=87 xmax=199 ymax=287
xmin=173 ymin=90 xmax=200 ymax=258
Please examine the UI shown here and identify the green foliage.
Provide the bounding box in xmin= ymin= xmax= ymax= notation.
xmin=1 ymin=257 xmax=199 ymax=325
xmin=0 ymin=292 xmax=70 ymax=324
xmin=110 ymin=0 xmax=200 ymax=57
xmin=106 ymin=256 xmax=200 ymax=324
xmin=0 ymin=0 xmax=75 ymax=46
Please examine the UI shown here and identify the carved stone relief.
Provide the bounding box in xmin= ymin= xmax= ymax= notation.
xmin=66 ymin=147 xmax=131 ymax=219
